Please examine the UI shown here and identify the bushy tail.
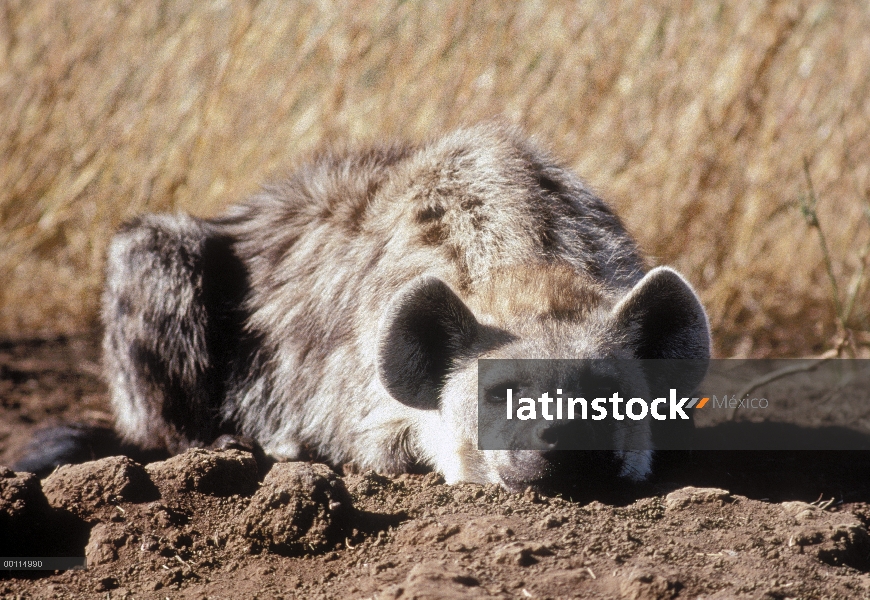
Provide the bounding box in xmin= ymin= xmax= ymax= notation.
xmin=11 ymin=422 xmax=168 ymax=477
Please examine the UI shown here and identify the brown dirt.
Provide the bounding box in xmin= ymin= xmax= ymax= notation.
xmin=4 ymin=336 xmax=870 ymax=599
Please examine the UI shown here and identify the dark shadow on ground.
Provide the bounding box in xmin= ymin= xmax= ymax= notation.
xmin=539 ymin=423 xmax=870 ymax=506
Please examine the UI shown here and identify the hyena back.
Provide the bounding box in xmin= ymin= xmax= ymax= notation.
xmin=27 ymin=124 xmax=712 ymax=489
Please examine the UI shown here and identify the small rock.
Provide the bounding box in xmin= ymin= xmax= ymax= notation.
xmin=421 ymin=471 xmax=446 ymax=487
xmin=348 ymin=470 xmax=392 ymax=497
xmin=160 ymin=567 xmax=184 ymax=588
xmin=815 ymin=523 xmax=870 ymax=568
xmin=1 ymin=470 xmax=46 ymax=520
xmin=494 ymin=541 xmax=552 ymax=566
xmin=452 ymin=516 xmax=514 ymax=549
xmin=537 ymin=515 xmax=564 ymax=529
xmin=664 ymin=487 xmax=731 ymax=510
xmin=236 ymin=462 xmax=352 ymax=554
xmin=42 ymin=456 xmax=157 ymax=522
xmin=620 ymin=572 xmax=681 ymax=600
xmin=94 ymin=576 xmax=120 ymax=592
xmin=380 ymin=561 xmax=496 ymax=599
xmin=86 ymin=523 xmax=124 ymax=565
xmin=0 ymin=469 xmax=53 ymax=554
xmin=523 ymin=486 xmax=542 ymax=503
xmin=146 ymin=448 xmax=259 ymax=497
xmin=780 ymin=501 xmax=819 ymax=522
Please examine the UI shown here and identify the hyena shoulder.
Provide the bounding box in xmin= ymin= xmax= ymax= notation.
xmin=227 ymin=123 xmax=645 ymax=319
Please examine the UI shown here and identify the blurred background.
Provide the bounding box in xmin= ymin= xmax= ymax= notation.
xmin=1 ymin=0 xmax=868 ymax=357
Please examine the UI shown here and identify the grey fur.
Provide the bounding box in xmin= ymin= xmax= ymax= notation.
xmin=102 ymin=123 xmax=710 ymax=490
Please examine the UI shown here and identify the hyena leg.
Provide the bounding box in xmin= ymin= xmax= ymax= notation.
xmin=102 ymin=213 xmax=247 ymax=455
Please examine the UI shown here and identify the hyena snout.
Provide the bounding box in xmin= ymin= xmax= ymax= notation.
xmin=533 ymin=419 xmax=611 ymax=451
xmin=496 ymin=449 xmax=628 ymax=494
xmin=506 ymin=421 xmax=652 ymax=491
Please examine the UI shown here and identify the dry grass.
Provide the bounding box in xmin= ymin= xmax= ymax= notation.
xmin=1 ymin=0 xmax=869 ymax=357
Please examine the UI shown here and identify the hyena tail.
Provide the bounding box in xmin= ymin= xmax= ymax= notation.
xmin=101 ymin=213 xmax=249 ymax=456
xmin=11 ymin=422 xmax=169 ymax=478
xmin=12 ymin=214 xmax=251 ymax=476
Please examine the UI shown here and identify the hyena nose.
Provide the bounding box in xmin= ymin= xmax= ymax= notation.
xmin=537 ymin=423 xmax=583 ymax=450
xmin=536 ymin=423 xmax=560 ymax=447
xmin=535 ymin=420 xmax=598 ymax=451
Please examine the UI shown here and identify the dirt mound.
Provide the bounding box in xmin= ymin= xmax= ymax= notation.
xmin=0 ymin=467 xmax=51 ymax=555
xmin=43 ymin=456 xmax=159 ymax=522
xmin=5 ymin=338 xmax=870 ymax=598
xmin=146 ymin=448 xmax=259 ymax=498
xmin=0 ymin=467 xmax=44 ymax=522
xmin=238 ymin=462 xmax=352 ymax=555
xmin=3 ymin=449 xmax=870 ymax=598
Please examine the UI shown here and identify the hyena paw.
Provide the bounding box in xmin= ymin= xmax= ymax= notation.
xmin=209 ymin=434 xmax=272 ymax=476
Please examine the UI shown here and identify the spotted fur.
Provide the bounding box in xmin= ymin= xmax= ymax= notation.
xmin=98 ymin=123 xmax=710 ymax=490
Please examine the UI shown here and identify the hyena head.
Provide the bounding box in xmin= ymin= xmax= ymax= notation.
xmin=377 ymin=265 xmax=710 ymax=493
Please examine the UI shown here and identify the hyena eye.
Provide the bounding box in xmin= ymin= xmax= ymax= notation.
xmin=486 ymin=382 xmax=521 ymax=404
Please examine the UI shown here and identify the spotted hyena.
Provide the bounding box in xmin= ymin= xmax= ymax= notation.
xmin=17 ymin=124 xmax=710 ymax=490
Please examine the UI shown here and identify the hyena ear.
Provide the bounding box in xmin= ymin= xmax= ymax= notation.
xmin=612 ymin=267 xmax=711 ymax=361
xmin=378 ymin=276 xmax=478 ymax=410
